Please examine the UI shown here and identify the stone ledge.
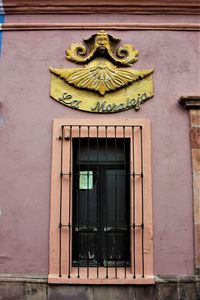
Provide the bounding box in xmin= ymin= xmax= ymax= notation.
xmin=155 ymin=275 xmax=200 ymax=283
xmin=196 ymin=267 xmax=200 ymax=276
xmin=0 ymin=273 xmax=48 ymax=283
xmin=179 ymin=96 xmax=200 ymax=109
xmin=0 ymin=273 xmax=199 ymax=283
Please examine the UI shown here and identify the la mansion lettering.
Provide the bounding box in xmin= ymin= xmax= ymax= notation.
xmin=58 ymin=92 xmax=148 ymax=113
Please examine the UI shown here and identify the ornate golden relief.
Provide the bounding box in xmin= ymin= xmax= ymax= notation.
xmin=49 ymin=31 xmax=154 ymax=113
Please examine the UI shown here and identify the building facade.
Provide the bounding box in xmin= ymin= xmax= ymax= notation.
xmin=0 ymin=1 xmax=200 ymax=299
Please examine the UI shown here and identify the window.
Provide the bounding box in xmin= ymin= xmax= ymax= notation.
xmin=49 ymin=119 xmax=154 ymax=284
xmin=73 ymin=138 xmax=130 ymax=269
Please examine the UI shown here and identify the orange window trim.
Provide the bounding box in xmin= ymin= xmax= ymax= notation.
xmin=49 ymin=118 xmax=154 ymax=284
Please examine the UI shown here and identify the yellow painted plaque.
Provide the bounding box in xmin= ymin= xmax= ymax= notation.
xmin=49 ymin=31 xmax=154 ymax=113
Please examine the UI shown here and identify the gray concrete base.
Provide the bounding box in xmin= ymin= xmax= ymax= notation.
xmin=48 ymin=285 xmax=156 ymax=300
xmin=48 ymin=283 xmax=199 ymax=300
xmin=0 ymin=275 xmax=199 ymax=300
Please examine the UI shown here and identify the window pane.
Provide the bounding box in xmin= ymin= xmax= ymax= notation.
xmin=72 ymin=138 xmax=130 ymax=266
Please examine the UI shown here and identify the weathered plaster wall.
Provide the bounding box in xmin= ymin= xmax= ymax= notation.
xmin=0 ymin=15 xmax=199 ymax=276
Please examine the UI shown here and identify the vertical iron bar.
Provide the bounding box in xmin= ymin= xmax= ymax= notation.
xmin=114 ymin=126 xmax=117 ymax=278
xmin=123 ymin=126 xmax=127 ymax=279
xmin=96 ymin=126 xmax=99 ymax=278
xmin=105 ymin=126 xmax=108 ymax=278
xmin=140 ymin=126 xmax=144 ymax=278
xmin=96 ymin=126 xmax=101 ymax=278
xmin=87 ymin=126 xmax=90 ymax=278
xmin=59 ymin=126 xmax=64 ymax=277
xmin=132 ymin=126 xmax=136 ymax=278
xmin=77 ymin=125 xmax=81 ymax=278
xmin=68 ymin=126 xmax=72 ymax=278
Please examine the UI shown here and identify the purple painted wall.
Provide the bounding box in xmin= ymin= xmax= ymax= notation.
xmin=0 ymin=14 xmax=199 ymax=275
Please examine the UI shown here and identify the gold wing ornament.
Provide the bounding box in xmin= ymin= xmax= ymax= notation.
xmin=49 ymin=61 xmax=153 ymax=96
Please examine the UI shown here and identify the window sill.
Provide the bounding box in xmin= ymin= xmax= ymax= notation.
xmin=48 ymin=270 xmax=155 ymax=285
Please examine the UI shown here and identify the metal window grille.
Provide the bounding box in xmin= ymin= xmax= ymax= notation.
xmin=56 ymin=124 xmax=148 ymax=281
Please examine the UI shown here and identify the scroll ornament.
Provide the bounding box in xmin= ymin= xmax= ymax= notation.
xmin=49 ymin=31 xmax=154 ymax=113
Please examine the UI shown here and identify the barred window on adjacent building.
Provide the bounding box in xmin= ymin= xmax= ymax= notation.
xmin=49 ymin=119 xmax=154 ymax=284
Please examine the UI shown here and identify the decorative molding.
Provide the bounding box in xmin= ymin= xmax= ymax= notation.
xmin=0 ymin=0 xmax=200 ymax=15
xmin=49 ymin=31 xmax=154 ymax=113
xmin=179 ymin=96 xmax=200 ymax=109
xmin=1 ymin=23 xmax=200 ymax=31
xmin=65 ymin=31 xmax=139 ymax=67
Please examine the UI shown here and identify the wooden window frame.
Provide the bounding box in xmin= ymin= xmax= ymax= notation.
xmin=49 ymin=118 xmax=154 ymax=284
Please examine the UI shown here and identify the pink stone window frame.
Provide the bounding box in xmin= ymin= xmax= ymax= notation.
xmin=49 ymin=119 xmax=154 ymax=284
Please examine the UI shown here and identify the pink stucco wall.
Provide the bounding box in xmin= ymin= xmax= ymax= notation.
xmin=0 ymin=14 xmax=199 ymax=276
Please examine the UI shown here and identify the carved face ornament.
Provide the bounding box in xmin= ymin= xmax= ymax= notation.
xmin=94 ymin=32 xmax=110 ymax=54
